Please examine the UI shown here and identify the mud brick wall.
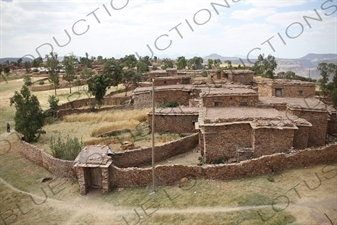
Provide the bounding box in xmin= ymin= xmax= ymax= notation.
xmin=291 ymin=109 xmax=328 ymax=147
xmin=202 ymin=95 xmax=258 ymax=107
xmin=148 ymin=114 xmax=199 ymax=133
xmin=55 ymin=105 xmax=133 ymax=119
xmin=109 ymin=144 xmax=337 ymax=188
xmin=328 ymin=114 xmax=337 ymax=134
xmin=272 ymin=84 xmax=316 ymax=98
xmin=133 ymin=90 xmax=190 ymax=108
xmin=19 ymin=141 xmax=75 ymax=178
xmin=293 ymin=126 xmax=310 ymax=149
xmin=202 ymin=123 xmax=252 ymax=162
xmin=257 ymin=83 xmax=273 ymax=97
xmin=56 ymin=96 xmax=131 ymax=110
xmin=154 ymin=77 xmax=191 ymax=86
xmin=253 ymin=128 xmax=294 ymax=157
xmin=228 ymin=73 xmax=254 ymax=85
xmin=257 ymin=83 xmax=315 ymax=97
xmin=111 ymin=133 xmax=199 ymax=168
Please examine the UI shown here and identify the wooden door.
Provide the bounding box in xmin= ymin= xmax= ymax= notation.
xmin=90 ymin=168 xmax=102 ymax=189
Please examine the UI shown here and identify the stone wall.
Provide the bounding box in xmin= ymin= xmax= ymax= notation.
xmin=148 ymin=114 xmax=199 ymax=133
xmin=111 ymin=133 xmax=199 ymax=168
xmin=202 ymin=95 xmax=258 ymax=107
xmin=19 ymin=141 xmax=76 ymax=178
xmin=133 ymin=90 xmax=190 ymax=108
xmin=56 ymin=96 xmax=131 ymax=110
xmin=291 ymin=109 xmax=328 ymax=147
xmin=228 ymin=73 xmax=254 ymax=85
xmin=109 ymin=143 xmax=337 ymax=187
xmin=154 ymin=77 xmax=191 ymax=86
xmin=202 ymin=123 xmax=252 ymax=162
xmin=253 ymin=128 xmax=294 ymax=157
xmin=328 ymin=113 xmax=337 ymax=134
xmin=293 ymin=126 xmax=310 ymax=149
xmin=55 ymin=105 xmax=133 ymax=119
xmin=257 ymin=83 xmax=273 ymax=97
xmin=257 ymin=82 xmax=316 ymax=98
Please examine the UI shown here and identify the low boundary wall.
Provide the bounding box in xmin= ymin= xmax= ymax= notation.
xmin=109 ymin=143 xmax=337 ymax=187
xmin=111 ymin=133 xmax=199 ymax=168
xmin=19 ymin=141 xmax=76 ymax=178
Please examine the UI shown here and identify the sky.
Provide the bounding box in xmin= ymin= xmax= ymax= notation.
xmin=0 ymin=0 xmax=336 ymax=60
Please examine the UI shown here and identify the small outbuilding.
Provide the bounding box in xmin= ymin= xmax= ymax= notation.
xmin=74 ymin=145 xmax=113 ymax=194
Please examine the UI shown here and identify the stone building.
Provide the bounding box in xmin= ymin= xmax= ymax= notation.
xmin=209 ymin=70 xmax=254 ymax=85
xmin=201 ymin=87 xmax=258 ymax=107
xmin=257 ymin=80 xmax=316 ymax=98
xmin=197 ymin=107 xmax=312 ymax=163
xmin=74 ymin=145 xmax=113 ymax=194
xmin=148 ymin=107 xmax=199 ymax=133
xmin=153 ymin=76 xmax=191 ymax=86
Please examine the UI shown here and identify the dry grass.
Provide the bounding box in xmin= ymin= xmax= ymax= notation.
xmin=63 ymin=108 xmax=150 ymax=123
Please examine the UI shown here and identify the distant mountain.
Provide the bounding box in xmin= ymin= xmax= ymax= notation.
xmin=300 ymin=53 xmax=337 ymax=61
xmin=0 ymin=57 xmax=33 ymax=64
xmin=202 ymin=53 xmax=337 ymax=80
xmin=203 ymin=53 xmax=238 ymax=61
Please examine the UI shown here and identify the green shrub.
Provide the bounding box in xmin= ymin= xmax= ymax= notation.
xmin=157 ymin=101 xmax=179 ymax=108
xmin=38 ymin=80 xmax=45 ymax=85
xmin=44 ymin=116 xmax=58 ymax=124
xmin=48 ymin=95 xmax=59 ymax=109
xmin=23 ymin=75 xmax=32 ymax=86
xmin=50 ymin=135 xmax=83 ymax=160
xmin=201 ymin=71 xmax=208 ymax=77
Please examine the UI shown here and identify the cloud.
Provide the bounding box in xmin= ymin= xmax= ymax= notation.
xmin=245 ymin=0 xmax=307 ymax=8
xmin=231 ymin=8 xmax=276 ymax=20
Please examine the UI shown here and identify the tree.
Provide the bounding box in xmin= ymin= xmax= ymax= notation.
xmin=103 ymin=59 xmax=123 ymax=86
xmin=10 ymin=85 xmax=45 ymax=142
xmin=121 ymin=54 xmax=137 ymax=69
xmin=161 ymin=58 xmax=174 ymax=70
xmin=80 ymin=66 xmax=94 ymax=80
xmin=207 ymin=59 xmax=213 ymax=69
xmin=188 ymin=57 xmax=203 ymax=70
xmin=32 ymin=57 xmax=43 ymax=68
xmin=318 ymin=63 xmax=337 ymax=107
xmin=63 ymin=53 xmax=76 ymax=93
xmin=121 ymin=70 xmax=141 ymax=96
xmin=24 ymin=61 xmax=31 ymax=73
xmin=87 ymin=74 xmax=111 ymax=106
xmin=214 ymin=59 xmax=222 ymax=69
xmin=4 ymin=66 xmax=10 ymax=76
xmin=252 ymin=54 xmax=277 ymax=79
xmin=80 ymin=52 xmax=92 ymax=68
xmin=136 ymin=61 xmax=149 ymax=74
xmin=45 ymin=52 xmax=60 ymax=95
xmin=48 ymin=95 xmax=59 ymax=109
xmin=225 ymin=60 xmax=232 ymax=70
xmin=177 ymin=56 xmax=187 ymax=70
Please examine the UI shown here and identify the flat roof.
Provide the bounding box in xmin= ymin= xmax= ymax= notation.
xmin=201 ymin=107 xmax=311 ymax=127
xmin=257 ymin=79 xmax=316 ymax=86
xmin=148 ymin=107 xmax=199 ymax=115
xmin=259 ymin=97 xmax=327 ymax=111
xmin=133 ymin=84 xmax=255 ymax=94
xmin=203 ymin=87 xmax=257 ymax=96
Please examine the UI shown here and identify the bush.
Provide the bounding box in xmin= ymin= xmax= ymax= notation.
xmin=23 ymin=75 xmax=32 ymax=86
xmin=201 ymin=71 xmax=208 ymax=77
xmin=44 ymin=116 xmax=58 ymax=124
xmin=157 ymin=101 xmax=179 ymax=108
xmin=73 ymin=77 xmax=81 ymax=86
xmin=38 ymin=80 xmax=45 ymax=85
xmin=50 ymin=135 xmax=83 ymax=160
xmin=48 ymin=95 xmax=59 ymax=109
